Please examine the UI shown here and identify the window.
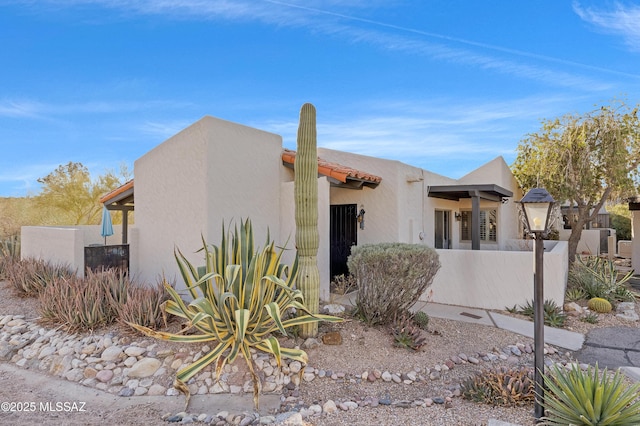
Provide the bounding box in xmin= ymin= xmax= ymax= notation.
xmin=460 ymin=209 xmax=497 ymax=242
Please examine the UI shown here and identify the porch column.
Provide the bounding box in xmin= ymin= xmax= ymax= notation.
xmin=471 ymin=191 xmax=480 ymax=250
xmin=119 ymin=206 xmax=133 ymax=245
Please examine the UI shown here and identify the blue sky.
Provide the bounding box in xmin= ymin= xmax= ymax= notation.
xmin=1 ymin=0 xmax=639 ymax=197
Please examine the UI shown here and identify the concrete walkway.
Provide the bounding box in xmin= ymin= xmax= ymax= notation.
xmin=411 ymin=301 xmax=585 ymax=350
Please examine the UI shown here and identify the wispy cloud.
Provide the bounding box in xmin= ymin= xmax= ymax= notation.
xmin=0 ymin=97 xmax=192 ymax=121
xmin=263 ymin=95 xmax=578 ymax=171
xmin=14 ymin=0 xmax=637 ymax=89
xmin=573 ymin=1 xmax=640 ymax=52
xmin=0 ymin=100 xmax=44 ymax=119
xmin=0 ymin=163 xmax=57 ymax=196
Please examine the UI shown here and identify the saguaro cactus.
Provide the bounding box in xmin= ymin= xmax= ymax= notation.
xmin=294 ymin=103 xmax=320 ymax=338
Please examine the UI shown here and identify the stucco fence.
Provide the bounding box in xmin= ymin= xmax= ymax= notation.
xmin=427 ymin=240 xmax=568 ymax=310
xmin=21 ymin=226 xmax=568 ymax=311
xmin=21 ymin=226 xmax=138 ymax=278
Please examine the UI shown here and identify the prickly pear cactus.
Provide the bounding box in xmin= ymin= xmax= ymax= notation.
xmin=294 ymin=103 xmax=320 ymax=338
xmin=587 ymin=297 xmax=612 ymax=313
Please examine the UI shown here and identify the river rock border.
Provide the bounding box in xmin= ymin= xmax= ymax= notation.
xmin=1 ymin=314 xmax=572 ymax=425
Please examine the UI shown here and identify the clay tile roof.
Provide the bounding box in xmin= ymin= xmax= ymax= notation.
xmin=282 ymin=149 xmax=382 ymax=186
xmin=99 ymin=179 xmax=134 ymax=205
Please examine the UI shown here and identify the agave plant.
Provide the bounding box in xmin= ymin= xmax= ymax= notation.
xmin=128 ymin=219 xmax=342 ymax=410
xmin=575 ymin=256 xmax=635 ymax=302
xmin=541 ymin=363 xmax=640 ymax=425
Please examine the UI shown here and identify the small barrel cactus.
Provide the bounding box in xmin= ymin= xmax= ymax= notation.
xmin=587 ymin=297 xmax=612 ymax=313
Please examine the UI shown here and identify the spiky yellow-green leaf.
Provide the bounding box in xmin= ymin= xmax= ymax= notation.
xmin=128 ymin=219 xmax=341 ymax=411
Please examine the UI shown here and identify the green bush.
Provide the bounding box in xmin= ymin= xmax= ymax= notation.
xmin=413 ymin=311 xmax=430 ymax=330
xmin=348 ymin=243 xmax=440 ymax=326
xmin=541 ymin=363 xmax=640 ymax=425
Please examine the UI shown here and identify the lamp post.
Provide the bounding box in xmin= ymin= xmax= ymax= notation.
xmin=518 ymin=188 xmax=555 ymax=422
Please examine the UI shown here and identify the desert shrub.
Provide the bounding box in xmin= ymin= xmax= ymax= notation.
xmin=413 ymin=311 xmax=430 ymax=330
xmin=391 ymin=311 xmax=426 ymax=351
xmin=569 ymin=256 xmax=635 ymax=303
xmin=510 ymin=299 xmax=567 ymax=328
xmin=541 ymin=363 xmax=640 ymax=425
xmin=117 ymin=281 xmax=170 ymax=329
xmin=347 ymin=243 xmax=440 ymax=326
xmin=0 ymin=235 xmax=20 ymax=280
xmin=461 ymin=366 xmax=535 ymax=407
xmin=39 ymin=268 xmax=162 ymax=331
xmin=100 ymin=268 xmax=129 ymax=317
xmin=580 ymin=312 xmax=599 ymax=324
xmin=5 ymin=257 xmax=73 ymax=296
xmin=0 ymin=235 xmax=20 ymax=259
xmin=40 ymin=271 xmax=114 ymax=331
xmin=564 ymin=287 xmax=586 ymax=302
xmin=330 ymin=274 xmax=357 ymax=295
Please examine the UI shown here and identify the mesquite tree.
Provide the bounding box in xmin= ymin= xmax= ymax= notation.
xmin=512 ymin=101 xmax=640 ymax=265
xmin=294 ymin=103 xmax=320 ymax=338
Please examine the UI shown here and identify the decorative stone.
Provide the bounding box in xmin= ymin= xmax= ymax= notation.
xmin=302 ymin=338 xmax=320 ymax=349
xmin=95 ymin=369 xmax=114 ymax=383
xmin=101 ymin=346 xmax=123 ymax=362
xmin=321 ymin=304 xmax=345 ymax=315
xmin=127 ymin=357 xmax=161 ymax=378
xmin=321 ymin=332 xmax=342 ymax=345
xmin=83 ymin=367 xmax=98 ymax=379
xmin=124 ymin=346 xmax=146 ymax=357
xmin=322 ymin=400 xmax=338 ymax=414
xmin=289 ymin=361 xmax=302 ymax=373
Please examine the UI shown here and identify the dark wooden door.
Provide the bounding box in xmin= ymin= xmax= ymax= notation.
xmin=330 ymin=204 xmax=358 ymax=278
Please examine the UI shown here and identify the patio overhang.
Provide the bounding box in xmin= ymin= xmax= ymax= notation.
xmin=99 ymin=180 xmax=134 ymax=244
xmin=428 ymin=184 xmax=513 ymax=250
xmin=428 ymin=184 xmax=513 ymax=202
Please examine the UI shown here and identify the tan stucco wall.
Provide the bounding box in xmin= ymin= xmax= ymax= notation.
xmin=134 ymin=116 xmax=283 ymax=288
xmin=317 ymin=149 xmax=521 ymax=250
xmin=558 ymin=229 xmax=601 ymax=255
xmin=21 ymin=225 xmax=126 ymax=277
xmin=427 ymin=241 xmax=568 ymax=310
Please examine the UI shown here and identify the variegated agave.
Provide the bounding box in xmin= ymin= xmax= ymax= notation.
xmin=129 ymin=219 xmax=342 ymax=409
xmin=541 ymin=363 xmax=640 ymax=425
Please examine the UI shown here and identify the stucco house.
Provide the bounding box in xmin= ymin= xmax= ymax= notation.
xmin=23 ymin=114 xmax=569 ymax=310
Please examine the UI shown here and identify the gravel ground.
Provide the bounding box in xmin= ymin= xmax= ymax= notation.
xmin=1 ymin=278 xmax=638 ymax=426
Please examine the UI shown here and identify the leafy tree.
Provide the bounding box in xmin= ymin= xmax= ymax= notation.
xmin=607 ymin=203 xmax=632 ymax=241
xmin=36 ymin=162 xmax=129 ymax=225
xmin=512 ymin=101 xmax=640 ymax=264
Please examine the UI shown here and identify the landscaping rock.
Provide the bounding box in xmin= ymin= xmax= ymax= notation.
xmin=321 ymin=331 xmax=342 ymax=345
